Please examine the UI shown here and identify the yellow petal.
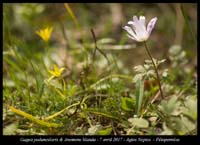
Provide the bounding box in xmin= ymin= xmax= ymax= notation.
xmin=48 ymin=70 xmax=56 ymax=76
xmin=47 ymin=65 xmax=65 ymax=80
xmin=60 ymin=67 xmax=65 ymax=73
xmin=36 ymin=26 xmax=53 ymax=42
xmin=53 ymin=64 xmax=59 ymax=72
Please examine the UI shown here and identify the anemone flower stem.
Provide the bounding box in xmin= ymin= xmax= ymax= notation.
xmin=144 ymin=41 xmax=164 ymax=99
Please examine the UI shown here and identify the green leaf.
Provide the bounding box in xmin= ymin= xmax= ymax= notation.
xmin=162 ymin=69 xmax=169 ymax=78
xmin=95 ymin=83 xmax=110 ymax=91
xmin=67 ymin=84 xmax=78 ymax=97
xmin=132 ymin=74 xmax=143 ymax=83
xmin=36 ymin=75 xmax=45 ymax=98
xmin=160 ymin=122 xmax=174 ymax=135
xmin=29 ymin=61 xmax=45 ymax=98
xmin=178 ymin=116 xmax=196 ymax=135
xmin=87 ymin=125 xmax=102 ymax=135
xmin=166 ymin=115 xmax=196 ymax=135
xmin=3 ymin=56 xmax=23 ymax=74
xmin=97 ymin=127 xmax=112 ymax=135
xmin=159 ymin=96 xmax=181 ymax=115
xmin=135 ymin=79 xmax=144 ymax=115
xmin=133 ymin=65 xmax=145 ymax=73
xmin=158 ymin=59 xmax=166 ymax=65
xmin=121 ymin=97 xmax=135 ymax=111
xmin=182 ymin=98 xmax=197 ymax=121
xmin=146 ymin=70 xmax=155 ymax=77
xmin=8 ymin=105 xmax=62 ymax=128
xmin=128 ymin=117 xmax=149 ymax=128
xmin=3 ymin=123 xmax=18 ymax=135
xmin=85 ymin=108 xmax=121 ymax=121
xmin=144 ymin=58 xmax=166 ymax=68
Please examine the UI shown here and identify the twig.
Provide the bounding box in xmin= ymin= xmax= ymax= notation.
xmin=90 ymin=28 xmax=110 ymax=65
xmin=150 ymin=90 xmax=161 ymax=104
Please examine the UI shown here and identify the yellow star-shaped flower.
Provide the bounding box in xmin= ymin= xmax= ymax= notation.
xmin=47 ymin=64 xmax=65 ymax=81
xmin=36 ymin=27 xmax=53 ymax=42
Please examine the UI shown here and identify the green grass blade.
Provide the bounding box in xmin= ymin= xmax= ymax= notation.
xmin=85 ymin=108 xmax=122 ymax=122
xmin=181 ymin=4 xmax=197 ymax=45
xmin=3 ymin=56 xmax=23 ymax=74
xmin=135 ymin=79 xmax=144 ymax=116
xmin=8 ymin=105 xmax=62 ymax=128
xmin=44 ymin=102 xmax=80 ymax=121
xmin=64 ymin=3 xmax=80 ymax=31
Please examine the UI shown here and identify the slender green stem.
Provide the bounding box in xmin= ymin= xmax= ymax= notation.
xmin=144 ymin=42 xmax=164 ymax=99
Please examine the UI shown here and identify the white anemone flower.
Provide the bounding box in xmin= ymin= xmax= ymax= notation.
xmin=123 ymin=16 xmax=157 ymax=42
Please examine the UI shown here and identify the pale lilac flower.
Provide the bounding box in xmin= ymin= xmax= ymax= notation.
xmin=123 ymin=16 xmax=157 ymax=42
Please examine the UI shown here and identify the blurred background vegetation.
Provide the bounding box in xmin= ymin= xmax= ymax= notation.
xmin=3 ymin=3 xmax=197 ymax=70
